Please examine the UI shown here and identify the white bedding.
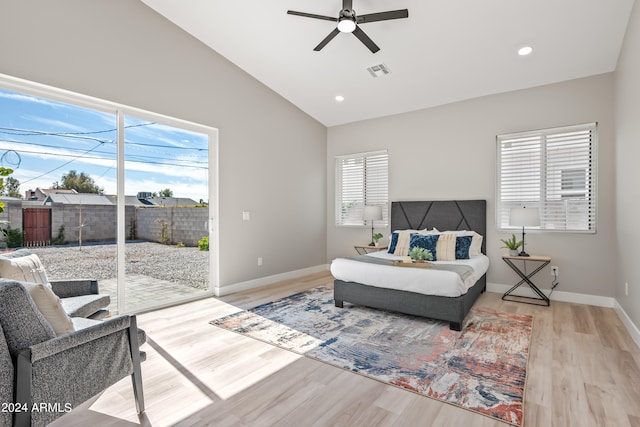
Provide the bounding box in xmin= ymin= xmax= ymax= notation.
xmin=330 ymin=251 xmax=490 ymax=298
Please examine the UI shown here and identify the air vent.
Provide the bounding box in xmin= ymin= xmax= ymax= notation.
xmin=366 ymin=63 xmax=391 ymax=78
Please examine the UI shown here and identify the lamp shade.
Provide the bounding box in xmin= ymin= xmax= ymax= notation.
xmin=509 ymin=207 xmax=540 ymax=227
xmin=363 ymin=205 xmax=383 ymax=221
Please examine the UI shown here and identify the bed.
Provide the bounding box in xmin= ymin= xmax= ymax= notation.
xmin=332 ymin=200 xmax=487 ymax=331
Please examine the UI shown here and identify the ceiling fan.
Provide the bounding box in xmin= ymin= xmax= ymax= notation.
xmin=287 ymin=0 xmax=409 ymax=53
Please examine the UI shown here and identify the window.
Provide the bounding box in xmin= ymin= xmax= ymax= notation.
xmin=335 ymin=150 xmax=388 ymax=226
xmin=497 ymin=123 xmax=596 ymax=232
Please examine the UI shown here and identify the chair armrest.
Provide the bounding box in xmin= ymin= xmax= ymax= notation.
xmin=29 ymin=315 xmax=131 ymax=362
xmin=15 ymin=315 xmax=144 ymax=426
xmin=49 ymin=279 xmax=99 ymax=298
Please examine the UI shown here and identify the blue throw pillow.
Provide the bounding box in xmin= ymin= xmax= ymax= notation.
xmin=455 ymin=235 xmax=472 ymax=259
xmin=409 ymin=234 xmax=439 ymax=260
xmin=388 ymin=232 xmax=399 ymax=254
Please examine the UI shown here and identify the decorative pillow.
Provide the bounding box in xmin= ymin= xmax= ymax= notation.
xmin=21 ymin=282 xmax=74 ymax=336
xmin=393 ymin=231 xmax=417 ymax=256
xmin=431 ymin=230 xmax=484 ymax=256
xmin=459 ymin=231 xmax=483 ymax=256
xmin=409 ymin=234 xmax=440 ymax=260
xmin=0 ymin=253 xmax=49 ymax=284
xmin=435 ymin=233 xmax=456 ymax=261
xmin=388 ymin=230 xmax=418 ymax=255
xmin=455 ymin=236 xmax=473 ymax=259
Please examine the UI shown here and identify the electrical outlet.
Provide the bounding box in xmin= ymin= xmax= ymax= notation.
xmin=258 ymin=257 xmax=263 ymax=266
xmin=625 ymin=282 xmax=629 ymax=296
xmin=551 ymin=266 xmax=559 ymax=277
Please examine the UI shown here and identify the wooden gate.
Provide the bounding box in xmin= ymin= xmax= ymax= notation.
xmin=23 ymin=208 xmax=51 ymax=246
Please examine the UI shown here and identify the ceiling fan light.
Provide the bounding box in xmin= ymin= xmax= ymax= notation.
xmin=338 ymin=17 xmax=356 ymax=33
xmin=518 ymin=46 xmax=533 ymax=56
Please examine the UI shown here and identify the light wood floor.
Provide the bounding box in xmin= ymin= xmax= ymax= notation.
xmin=51 ymin=271 xmax=640 ymax=427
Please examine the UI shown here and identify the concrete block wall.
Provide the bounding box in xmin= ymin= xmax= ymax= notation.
xmin=135 ymin=206 xmax=208 ymax=246
xmin=50 ymin=204 xmax=136 ymax=243
xmin=4 ymin=203 xmax=207 ymax=247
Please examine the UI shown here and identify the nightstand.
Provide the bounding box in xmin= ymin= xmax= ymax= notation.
xmin=502 ymin=254 xmax=551 ymax=306
xmin=354 ymin=245 xmax=388 ymax=255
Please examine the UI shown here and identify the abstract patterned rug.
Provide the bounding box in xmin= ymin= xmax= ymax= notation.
xmin=210 ymin=286 xmax=532 ymax=426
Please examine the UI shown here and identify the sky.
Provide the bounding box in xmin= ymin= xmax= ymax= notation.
xmin=0 ymin=88 xmax=210 ymax=202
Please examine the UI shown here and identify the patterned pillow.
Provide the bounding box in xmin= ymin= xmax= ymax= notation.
xmin=388 ymin=230 xmax=419 ymax=255
xmin=409 ymin=234 xmax=440 ymax=260
xmin=455 ymin=235 xmax=473 ymax=259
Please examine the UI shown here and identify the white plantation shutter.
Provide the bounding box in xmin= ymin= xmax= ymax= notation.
xmin=497 ymin=123 xmax=597 ymax=232
xmin=336 ymin=150 xmax=389 ymax=226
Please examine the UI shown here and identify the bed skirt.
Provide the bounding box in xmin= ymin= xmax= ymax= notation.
xmin=334 ymin=274 xmax=487 ymax=331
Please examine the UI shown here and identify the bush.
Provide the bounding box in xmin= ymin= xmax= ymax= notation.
xmin=51 ymin=225 xmax=66 ymax=245
xmin=198 ymin=236 xmax=209 ymax=251
xmin=1 ymin=226 xmax=24 ymax=248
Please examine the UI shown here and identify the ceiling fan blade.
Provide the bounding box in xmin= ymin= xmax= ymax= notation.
xmin=357 ymin=9 xmax=409 ymax=24
xmin=352 ymin=26 xmax=380 ymax=53
xmin=314 ymin=28 xmax=341 ymax=51
xmin=287 ymin=10 xmax=337 ymax=22
xmin=342 ymin=0 xmax=353 ymax=10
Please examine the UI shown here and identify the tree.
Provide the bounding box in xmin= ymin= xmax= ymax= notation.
xmin=158 ymin=188 xmax=173 ymax=197
xmin=57 ymin=170 xmax=103 ymax=194
xmin=0 ymin=167 xmax=13 ymax=213
xmin=2 ymin=177 xmax=22 ymax=199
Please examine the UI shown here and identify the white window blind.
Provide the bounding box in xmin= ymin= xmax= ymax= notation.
xmin=336 ymin=150 xmax=389 ymax=226
xmin=497 ymin=123 xmax=597 ymax=232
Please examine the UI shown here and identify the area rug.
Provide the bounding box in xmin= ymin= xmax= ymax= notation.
xmin=210 ymin=286 xmax=532 ymax=426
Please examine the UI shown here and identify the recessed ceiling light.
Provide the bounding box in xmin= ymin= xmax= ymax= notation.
xmin=335 ymin=95 xmax=345 ymax=102
xmin=518 ymin=46 xmax=533 ymax=56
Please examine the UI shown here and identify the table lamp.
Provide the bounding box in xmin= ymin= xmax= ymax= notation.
xmin=509 ymin=207 xmax=540 ymax=257
xmin=363 ymin=205 xmax=383 ymax=246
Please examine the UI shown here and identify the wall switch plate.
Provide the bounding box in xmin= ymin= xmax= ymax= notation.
xmin=551 ymin=266 xmax=559 ymax=277
xmin=258 ymin=257 xmax=263 ymax=266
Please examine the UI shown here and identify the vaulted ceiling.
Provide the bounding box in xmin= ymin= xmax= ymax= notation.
xmin=141 ymin=0 xmax=635 ymax=126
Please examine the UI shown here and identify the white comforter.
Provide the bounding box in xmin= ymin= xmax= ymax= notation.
xmin=330 ymin=251 xmax=490 ymax=298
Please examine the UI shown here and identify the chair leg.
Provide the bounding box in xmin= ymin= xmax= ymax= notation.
xmin=127 ymin=316 xmax=145 ymax=414
xmin=15 ymin=349 xmax=32 ymax=427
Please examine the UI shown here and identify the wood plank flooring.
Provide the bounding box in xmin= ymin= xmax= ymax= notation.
xmin=51 ymin=271 xmax=640 ymax=427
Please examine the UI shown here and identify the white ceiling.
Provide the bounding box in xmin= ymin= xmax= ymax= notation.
xmin=141 ymin=0 xmax=635 ymax=127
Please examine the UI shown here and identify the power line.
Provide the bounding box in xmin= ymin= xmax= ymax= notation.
xmin=20 ymin=142 xmax=106 ymax=185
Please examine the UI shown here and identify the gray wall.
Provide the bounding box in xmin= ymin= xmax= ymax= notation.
xmin=0 ymin=0 xmax=327 ymax=289
xmin=327 ymin=73 xmax=617 ymax=298
xmin=615 ymin=1 xmax=640 ymax=327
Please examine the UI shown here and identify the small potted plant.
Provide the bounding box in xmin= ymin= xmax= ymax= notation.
xmin=409 ymin=246 xmax=433 ymax=263
xmin=501 ymin=234 xmax=523 ymax=256
xmin=373 ymin=232 xmax=383 ymax=246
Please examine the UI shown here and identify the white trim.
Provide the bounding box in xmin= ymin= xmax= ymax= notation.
xmin=486 ymin=282 xmax=615 ymax=307
xmin=614 ymin=301 xmax=640 ymax=350
xmin=215 ymin=264 xmax=329 ymax=297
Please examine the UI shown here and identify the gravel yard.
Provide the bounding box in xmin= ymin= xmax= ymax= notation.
xmin=31 ymin=241 xmax=210 ymax=290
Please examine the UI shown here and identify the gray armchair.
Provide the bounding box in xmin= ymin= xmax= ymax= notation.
xmin=0 ymin=249 xmax=110 ymax=320
xmin=0 ymin=279 xmax=145 ymax=427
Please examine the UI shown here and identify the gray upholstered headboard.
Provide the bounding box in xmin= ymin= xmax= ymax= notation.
xmin=390 ymin=200 xmax=487 ymax=254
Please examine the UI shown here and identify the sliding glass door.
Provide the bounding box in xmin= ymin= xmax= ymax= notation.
xmin=0 ymin=80 xmax=218 ymax=314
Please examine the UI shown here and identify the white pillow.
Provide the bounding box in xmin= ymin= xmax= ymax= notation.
xmin=22 ymin=282 xmax=74 ymax=336
xmin=0 ymin=253 xmax=49 ymax=284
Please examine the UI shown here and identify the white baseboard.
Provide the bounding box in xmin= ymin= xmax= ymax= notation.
xmin=214 ymin=264 xmax=330 ymax=297
xmin=614 ymin=301 xmax=640 ymax=350
xmin=486 ymin=282 xmax=616 ymax=308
